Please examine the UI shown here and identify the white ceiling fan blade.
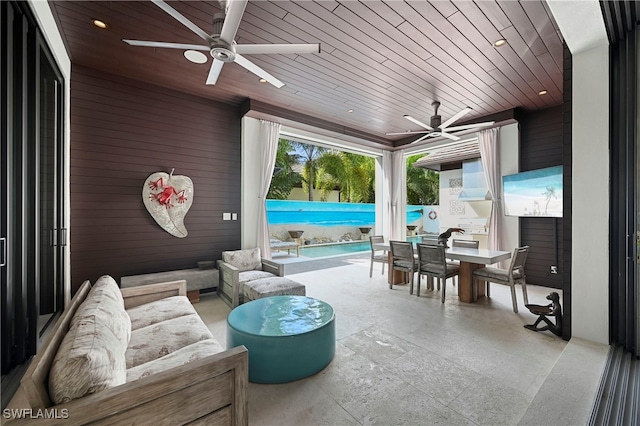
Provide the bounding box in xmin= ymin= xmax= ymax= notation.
xmin=440 ymin=132 xmax=461 ymax=141
xmin=412 ymin=133 xmax=433 ymax=144
xmin=234 ymin=54 xmax=284 ymax=88
xmin=441 ymin=107 xmax=472 ymax=129
xmin=385 ymin=130 xmax=431 ymax=136
xmin=235 ymin=43 xmax=321 ymax=55
xmin=219 ymin=0 xmax=248 ymax=45
xmin=206 ymin=59 xmax=225 ymax=85
xmin=445 ymin=121 xmax=495 ymax=132
xmin=404 ymin=115 xmax=433 ymax=130
xmin=123 ymin=40 xmax=210 ymax=51
xmin=151 ymin=0 xmax=212 ymax=42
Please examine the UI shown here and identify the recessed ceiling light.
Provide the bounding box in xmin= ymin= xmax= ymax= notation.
xmin=259 ymin=78 xmax=268 ymax=83
xmin=183 ymin=50 xmax=208 ymax=64
xmin=92 ymin=19 xmax=108 ymax=29
xmin=538 ymin=89 xmax=548 ymax=95
xmin=494 ymin=38 xmax=507 ymax=47
xmin=347 ymin=109 xmax=354 ymax=113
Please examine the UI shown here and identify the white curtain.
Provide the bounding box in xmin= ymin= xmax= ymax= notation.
xmin=383 ymin=150 xmax=405 ymax=241
xmin=256 ymin=120 xmax=280 ymax=259
xmin=478 ymin=128 xmax=502 ymax=253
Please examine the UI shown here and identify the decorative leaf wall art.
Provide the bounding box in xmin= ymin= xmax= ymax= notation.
xmin=142 ymin=169 xmax=193 ymax=238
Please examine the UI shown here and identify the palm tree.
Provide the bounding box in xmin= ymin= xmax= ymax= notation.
xmin=542 ymin=186 xmax=557 ymax=215
xmin=406 ymin=154 xmax=439 ymax=205
xmin=316 ymin=151 xmax=375 ymax=202
xmin=290 ymin=141 xmax=326 ymax=201
xmin=267 ymin=139 xmax=302 ymax=200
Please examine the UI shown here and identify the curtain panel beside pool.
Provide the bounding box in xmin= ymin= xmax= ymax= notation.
xmin=257 ymin=120 xmax=280 ymax=259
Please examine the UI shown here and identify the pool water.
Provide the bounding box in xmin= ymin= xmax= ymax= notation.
xmin=298 ymin=236 xmax=424 ymax=258
xmin=299 ymin=241 xmax=370 ymax=258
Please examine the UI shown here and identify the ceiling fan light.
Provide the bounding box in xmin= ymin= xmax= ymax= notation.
xmin=259 ymin=78 xmax=268 ymax=83
xmin=184 ymin=50 xmax=208 ymax=64
xmin=92 ymin=19 xmax=108 ymax=29
xmin=494 ymin=38 xmax=507 ymax=47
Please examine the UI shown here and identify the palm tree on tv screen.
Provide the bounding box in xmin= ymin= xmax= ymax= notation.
xmin=543 ymin=186 xmax=557 ymax=215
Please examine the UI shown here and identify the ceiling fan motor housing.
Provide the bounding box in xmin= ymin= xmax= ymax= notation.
xmin=430 ymin=115 xmax=442 ymax=129
xmin=209 ymin=13 xmax=236 ymax=61
xmin=210 ymin=43 xmax=236 ymax=62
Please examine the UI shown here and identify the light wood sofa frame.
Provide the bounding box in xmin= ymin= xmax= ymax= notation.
xmin=6 ymin=280 xmax=248 ymax=425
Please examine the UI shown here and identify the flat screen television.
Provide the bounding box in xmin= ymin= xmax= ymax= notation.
xmin=502 ymin=165 xmax=563 ymax=217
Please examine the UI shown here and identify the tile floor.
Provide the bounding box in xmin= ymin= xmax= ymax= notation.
xmin=195 ymin=253 xmax=571 ymax=425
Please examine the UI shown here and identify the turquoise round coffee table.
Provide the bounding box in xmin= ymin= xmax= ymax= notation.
xmin=226 ymin=295 xmax=335 ymax=384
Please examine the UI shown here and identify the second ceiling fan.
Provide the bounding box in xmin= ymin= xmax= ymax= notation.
xmin=387 ymin=102 xmax=495 ymax=143
xmin=123 ymin=0 xmax=321 ymax=88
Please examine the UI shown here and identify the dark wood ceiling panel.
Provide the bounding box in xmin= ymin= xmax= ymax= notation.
xmin=443 ymin=5 xmax=549 ymax=109
xmin=519 ymin=0 xmax=564 ymax=70
xmin=49 ymin=0 xmax=564 ymax=146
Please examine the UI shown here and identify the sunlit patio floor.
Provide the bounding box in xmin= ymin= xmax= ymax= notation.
xmin=195 ymin=253 xmax=608 ymax=426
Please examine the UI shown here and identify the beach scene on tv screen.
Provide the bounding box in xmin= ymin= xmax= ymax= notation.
xmin=503 ymin=166 xmax=563 ymax=217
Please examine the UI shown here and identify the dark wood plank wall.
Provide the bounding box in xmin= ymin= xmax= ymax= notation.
xmin=518 ymin=104 xmax=564 ymax=289
xmin=70 ymin=66 xmax=241 ymax=293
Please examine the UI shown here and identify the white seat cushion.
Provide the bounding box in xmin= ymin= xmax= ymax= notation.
xmin=126 ymin=295 xmax=196 ymax=331
xmin=126 ymin=314 xmax=214 ymax=368
xmin=242 ymin=276 xmax=306 ymax=301
xmin=126 ymin=339 xmax=224 ymax=382
xmin=238 ymin=270 xmax=275 ymax=284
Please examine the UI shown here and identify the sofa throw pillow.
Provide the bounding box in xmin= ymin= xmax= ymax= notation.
xmin=72 ymin=275 xmax=131 ymax=346
xmin=72 ymin=294 xmax=131 ymax=347
xmin=49 ymin=319 xmax=127 ymax=404
xmin=92 ymin=275 xmax=125 ymax=307
xmin=222 ymin=248 xmax=262 ymax=272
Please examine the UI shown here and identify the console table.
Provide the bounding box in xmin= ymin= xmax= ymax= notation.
xmin=121 ymin=268 xmax=219 ymax=303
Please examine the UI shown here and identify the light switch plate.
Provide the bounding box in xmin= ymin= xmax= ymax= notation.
xmin=223 ymin=213 xmax=231 ymax=221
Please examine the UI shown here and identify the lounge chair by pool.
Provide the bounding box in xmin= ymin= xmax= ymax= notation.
xmin=270 ymin=238 xmax=300 ymax=257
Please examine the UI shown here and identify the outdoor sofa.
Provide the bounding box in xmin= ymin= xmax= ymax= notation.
xmin=5 ymin=276 xmax=248 ymax=425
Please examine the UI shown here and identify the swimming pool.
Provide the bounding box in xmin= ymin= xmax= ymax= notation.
xmin=299 ymin=241 xmax=370 ymax=258
xmin=297 ymin=236 xmax=424 ymax=258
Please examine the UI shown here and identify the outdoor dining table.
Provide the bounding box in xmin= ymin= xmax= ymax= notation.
xmin=373 ymin=242 xmax=512 ymax=303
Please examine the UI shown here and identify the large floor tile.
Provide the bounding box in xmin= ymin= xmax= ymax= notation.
xmin=448 ymin=376 xmax=531 ymax=425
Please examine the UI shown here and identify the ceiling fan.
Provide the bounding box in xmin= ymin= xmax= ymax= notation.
xmin=122 ymin=0 xmax=320 ymax=88
xmin=386 ymin=101 xmax=495 ymax=143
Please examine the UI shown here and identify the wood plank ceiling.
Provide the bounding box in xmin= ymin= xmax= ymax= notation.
xmin=49 ymin=0 xmax=564 ymax=147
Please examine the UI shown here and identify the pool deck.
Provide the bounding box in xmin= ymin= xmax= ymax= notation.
xmin=271 ymin=251 xmax=369 ymax=275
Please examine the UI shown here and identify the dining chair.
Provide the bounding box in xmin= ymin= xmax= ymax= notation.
xmin=389 ymin=241 xmax=418 ymax=293
xmin=369 ymin=235 xmax=387 ymax=278
xmin=420 ymin=236 xmax=439 ymax=245
xmin=416 ymin=243 xmax=460 ymax=303
xmin=472 ymin=246 xmax=530 ymax=313
xmin=420 ymin=236 xmax=443 ymax=288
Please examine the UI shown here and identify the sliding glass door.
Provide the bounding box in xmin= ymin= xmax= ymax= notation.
xmin=1 ymin=1 xmax=66 ymax=376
